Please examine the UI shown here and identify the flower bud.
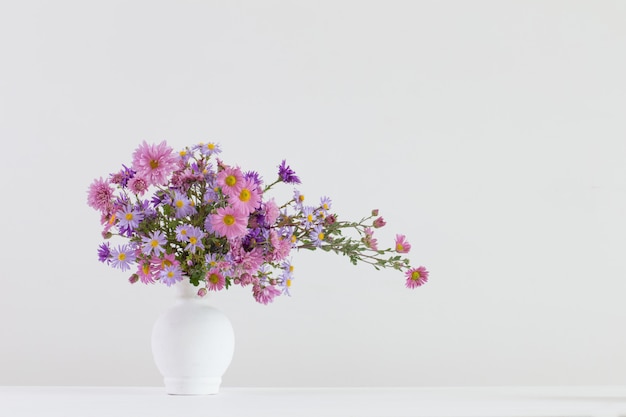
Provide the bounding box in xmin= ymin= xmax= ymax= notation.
xmin=128 ymin=274 xmax=139 ymax=284
xmin=197 ymin=287 xmax=208 ymax=297
xmin=371 ymin=209 xmax=379 ymax=216
xmin=373 ymin=217 xmax=386 ymax=228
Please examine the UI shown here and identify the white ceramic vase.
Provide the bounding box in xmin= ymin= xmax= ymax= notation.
xmin=151 ymin=281 xmax=235 ymax=395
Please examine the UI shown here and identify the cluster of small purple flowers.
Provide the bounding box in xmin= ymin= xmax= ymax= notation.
xmin=87 ymin=141 xmax=428 ymax=304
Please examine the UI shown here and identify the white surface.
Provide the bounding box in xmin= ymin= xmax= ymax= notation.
xmin=3 ymin=386 xmax=626 ymax=417
xmin=2 ymin=1 xmax=626 ymax=388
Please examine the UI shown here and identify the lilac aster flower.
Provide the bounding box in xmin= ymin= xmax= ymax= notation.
xmin=320 ymin=196 xmax=332 ymax=213
xmin=195 ymin=142 xmax=221 ymax=156
xmin=309 ymin=224 xmax=325 ymax=248
xmin=160 ymin=264 xmax=183 ymax=286
xmin=278 ymin=160 xmax=301 ymax=184
xmin=184 ymin=226 xmax=205 ymax=254
xmin=175 ymin=224 xmax=191 ymax=242
xmin=116 ymin=206 xmax=144 ymax=230
xmin=301 ymin=206 xmax=316 ymax=227
xmin=170 ymin=191 xmax=196 ymax=218
xmin=280 ymin=259 xmax=294 ymax=296
xmin=110 ymin=245 xmax=137 ymax=271
xmin=141 ymin=230 xmax=167 ymax=256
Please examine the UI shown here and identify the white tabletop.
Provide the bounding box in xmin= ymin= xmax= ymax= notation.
xmin=2 ymin=386 xmax=626 ymax=417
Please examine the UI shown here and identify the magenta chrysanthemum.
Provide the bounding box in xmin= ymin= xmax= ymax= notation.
xmin=405 ymin=266 xmax=429 ymax=288
xmin=132 ymin=140 xmax=179 ymax=186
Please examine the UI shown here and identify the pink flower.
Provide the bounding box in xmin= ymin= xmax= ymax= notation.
xmin=128 ymin=176 xmax=149 ymax=195
xmin=230 ymin=178 xmax=262 ymax=215
xmin=264 ymin=199 xmax=280 ymax=225
xmin=373 ymin=217 xmax=386 ymax=228
xmin=362 ymin=227 xmax=378 ymax=251
xmin=253 ymin=284 xmax=281 ymax=305
xmin=136 ymin=261 xmax=156 ymax=284
xmin=87 ymin=177 xmax=114 ymax=213
xmin=210 ymin=206 xmax=248 ymax=239
xmin=132 ymin=140 xmax=179 ymax=186
xmin=394 ymin=234 xmax=411 ymax=253
xmin=206 ymin=269 xmax=226 ymax=291
xmin=269 ymin=231 xmax=292 ymax=261
xmin=405 ymin=266 xmax=429 ymax=288
xmin=217 ymin=166 xmax=244 ymax=197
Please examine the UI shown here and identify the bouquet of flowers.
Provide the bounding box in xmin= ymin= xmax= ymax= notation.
xmin=87 ymin=141 xmax=428 ymax=304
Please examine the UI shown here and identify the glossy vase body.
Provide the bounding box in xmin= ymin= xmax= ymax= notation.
xmin=151 ymin=282 xmax=235 ymax=395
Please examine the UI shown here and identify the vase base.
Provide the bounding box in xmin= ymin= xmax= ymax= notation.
xmin=163 ymin=376 xmax=222 ymax=395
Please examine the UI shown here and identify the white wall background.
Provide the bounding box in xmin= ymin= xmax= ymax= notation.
xmin=1 ymin=0 xmax=626 ymax=387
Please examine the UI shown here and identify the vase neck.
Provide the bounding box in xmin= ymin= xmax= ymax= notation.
xmin=175 ymin=281 xmax=201 ymax=299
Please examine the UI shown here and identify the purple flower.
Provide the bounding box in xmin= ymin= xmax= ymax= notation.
xmin=116 ymin=205 xmax=144 ymax=230
xmin=110 ymin=245 xmax=137 ymax=271
xmin=184 ymin=226 xmax=205 ymax=254
xmin=309 ymin=224 xmax=325 ymax=248
xmin=110 ymin=164 xmax=136 ymax=187
xmin=141 ymin=231 xmax=167 ymax=256
xmin=244 ymin=170 xmax=263 ymax=187
xmin=278 ymin=160 xmax=301 ymax=184
xmin=97 ymin=242 xmax=111 ymax=263
xmin=160 ymin=265 xmax=183 ymax=286
xmin=170 ymin=190 xmax=196 ymax=218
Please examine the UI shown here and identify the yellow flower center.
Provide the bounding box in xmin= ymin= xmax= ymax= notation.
xmin=142 ymin=264 xmax=150 ymax=274
xmin=176 ymin=200 xmax=184 ymax=208
xmin=291 ymin=235 xmax=297 ymax=243
xmin=223 ymin=214 xmax=235 ymax=226
xmin=411 ymin=270 xmax=421 ymax=280
xmin=239 ymin=188 xmax=251 ymax=202
xmin=163 ymin=259 xmax=172 ymax=267
xmin=307 ymin=214 xmax=313 ymax=222
xmin=289 ymin=265 xmax=294 ymax=273
xmin=118 ymin=253 xmax=126 ymax=261
xmin=150 ymin=239 xmax=159 ymax=248
xmin=396 ymin=243 xmax=404 ymax=252
xmin=286 ymin=279 xmax=292 ymax=288
xmin=209 ymin=273 xmax=220 ymax=284
xmin=225 ymin=175 xmax=237 ymax=187
xmin=181 ymin=229 xmax=187 ymax=236
xmin=125 ymin=213 xmax=133 ymax=221
xmin=323 ymin=203 xmax=329 ymax=210
xmin=149 ymin=159 xmax=159 ymax=169
xmin=179 ymin=150 xmax=187 ymax=157
xmin=298 ymin=194 xmax=305 ymax=202
xmin=318 ymin=232 xmax=325 ymax=241
xmin=167 ymin=270 xmax=175 ymax=278
xmin=208 ymin=143 xmax=215 ymax=150
xmin=189 ymin=236 xmax=197 ymax=245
